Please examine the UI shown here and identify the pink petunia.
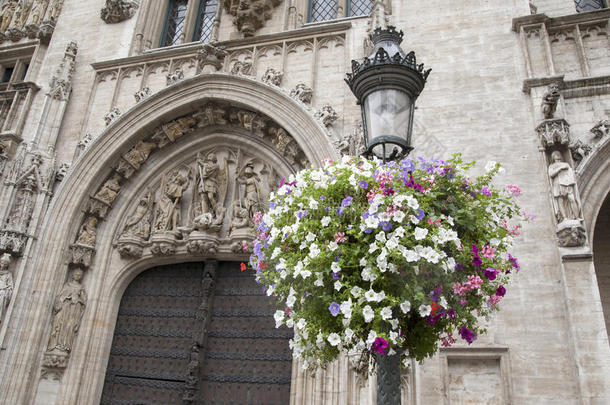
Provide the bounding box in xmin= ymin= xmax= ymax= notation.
xmin=506 ymin=184 xmax=521 ymax=197
xmin=334 ymin=232 xmax=346 ymax=243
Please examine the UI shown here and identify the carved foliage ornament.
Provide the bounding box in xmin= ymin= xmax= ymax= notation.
xmin=197 ymin=43 xmax=228 ymax=74
xmin=223 ymin=0 xmax=282 ymax=37
xmin=261 ymin=67 xmax=282 ymax=86
xmin=100 ymin=0 xmax=139 ymax=24
xmin=290 ymin=83 xmax=313 ymax=105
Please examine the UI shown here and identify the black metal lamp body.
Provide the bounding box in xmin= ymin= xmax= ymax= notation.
xmin=345 ymin=27 xmax=430 ymax=162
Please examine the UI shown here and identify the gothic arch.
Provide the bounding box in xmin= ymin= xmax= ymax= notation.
xmin=0 ymin=74 xmax=334 ymax=405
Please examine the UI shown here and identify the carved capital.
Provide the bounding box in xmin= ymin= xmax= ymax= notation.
xmin=197 ymin=43 xmax=228 ymax=74
xmin=187 ymin=233 xmax=219 ymax=255
xmin=150 ymin=233 xmax=177 ymax=256
xmin=0 ymin=230 xmax=27 ymax=256
xmin=116 ymin=236 xmax=145 ymax=259
xmin=536 ymin=118 xmax=570 ymax=150
xmin=100 ymin=0 xmax=139 ymax=24
xmin=557 ymin=220 xmax=586 ymax=247
xmin=69 ymin=243 xmax=96 ymax=267
xmin=104 ymin=107 xmax=122 ymax=126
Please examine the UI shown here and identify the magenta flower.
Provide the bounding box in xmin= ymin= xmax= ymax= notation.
xmin=334 ymin=232 xmax=346 ymax=242
xmin=481 ymin=245 xmax=496 ymax=258
xmin=481 ymin=187 xmax=492 ymax=197
xmin=483 ymin=268 xmax=498 ymax=281
xmin=496 ymin=285 xmax=506 ymax=296
xmin=372 ymin=337 xmax=389 ymax=354
xmin=459 ymin=327 xmax=477 ymax=344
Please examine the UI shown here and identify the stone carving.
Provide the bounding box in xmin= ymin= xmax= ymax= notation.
xmin=0 ymin=230 xmax=27 ymax=256
xmin=0 ymin=1 xmax=18 ymax=32
xmin=166 ymin=69 xmax=184 ymax=86
xmin=93 ymin=173 xmax=122 ymax=206
xmin=45 ymin=269 xmax=87 ymax=358
xmin=314 ymin=104 xmax=339 ymax=127
xmin=536 ymin=119 xmax=570 ymax=150
xmin=194 ymin=103 xmax=228 ymax=127
xmin=153 ymin=116 xmax=197 ymax=147
xmin=261 ymin=67 xmax=282 ymax=86
xmin=45 ymin=0 xmax=64 ymax=22
xmin=55 ymin=162 xmax=70 ymax=182
xmin=0 ymin=253 xmax=13 ymax=326
xmin=100 ymin=0 xmax=139 ymax=24
xmin=230 ymin=109 xmax=266 ymax=136
xmin=153 ymin=167 xmax=191 ymax=233
xmin=5 ymin=158 xmax=40 ymax=234
xmin=0 ymin=0 xmax=61 ymax=43
xmin=223 ymin=0 xmax=282 ymax=36
xmin=69 ymin=243 xmax=96 ymax=267
xmin=75 ymin=132 xmax=94 ymax=159
xmin=75 ymin=217 xmax=98 ymax=247
xmin=290 ymin=83 xmax=313 ymax=104
xmin=334 ymin=123 xmax=365 ymax=156
xmin=541 ymin=83 xmax=560 ymax=120
xmin=591 ymin=119 xmax=610 ymax=139
xmin=230 ymin=200 xmax=250 ymax=233
xmin=133 ymin=86 xmax=150 ymax=103
xmin=49 ymin=41 xmax=77 ymax=101
xmin=117 ymin=191 xmax=153 ymax=258
xmin=569 ymin=139 xmax=592 ymax=167
xmin=237 ymin=161 xmax=264 ymax=220
xmin=230 ymin=60 xmax=252 ymax=76
xmin=548 ymin=151 xmax=581 ymax=224
xmin=196 ymin=43 xmax=228 ymax=74
xmin=122 ymin=140 xmax=156 ymax=170
xmin=557 ymin=221 xmax=586 ymax=247
xmin=192 ymin=151 xmax=228 ymax=231
xmin=269 ymin=127 xmax=299 ymax=165
xmin=104 ymin=107 xmax=121 ymax=126
xmin=26 ymin=0 xmax=49 ymax=26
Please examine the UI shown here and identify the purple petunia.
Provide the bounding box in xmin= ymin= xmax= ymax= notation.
xmin=483 ymin=268 xmax=498 ymax=281
xmin=359 ymin=180 xmax=369 ymax=189
xmin=415 ymin=208 xmax=425 ymax=220
xmin=341 ymin=196 xmax=354 ymax=207
xmin=481 ymin=187 xmax=492 ymax=197
xmin=332 ymin=272 xmax=339 ymax=279
xmin=269 ymin=201 xmax=277 ymax=210
xmin=508 ymin=253 xmax=520 ymax=272
xmin=459 ymin=327 xmax=477 ymax=344
xmin=380 ymin=221 xmax=392 ymax=231
xmin=364 ymin=228 xmax=373 ymax=234
xmin=372 ymin=337 xmax=389 ymax=354
xmin=329 ymin=302 xmax=340 ymax=317
xmin=496 ymin=285 xmax=506 ymax=297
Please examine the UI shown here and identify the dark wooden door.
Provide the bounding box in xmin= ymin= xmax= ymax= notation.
xmin=101 ymin=261 xmax=292 ymax=405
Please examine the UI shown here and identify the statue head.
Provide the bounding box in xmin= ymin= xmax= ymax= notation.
xmin=0 ymin=253 xmax=11 ymax=271
xmin=87 ymin=217 xmax=98 ymax=228
xmin=205 ymin=152 xmax=217 ymax=164
xmin=71 ymin=269 xmax=84 ymax=282
xmin=551 ymin=151 xmax=563 ymax=163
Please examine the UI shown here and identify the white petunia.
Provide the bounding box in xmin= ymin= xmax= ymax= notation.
xmin=271 ymin=247 xmax=282 ymax=260
xmin=418 ymin=304 xmax=432 ymax=317
xmin=351 ymin=286 xmax=363 ymax=298
xmin=386 ymin=237 xmax=399 ymax=250
xmin=296 ymin=318 xmax=306 ymax=330
xmin=286 ymin=318 xmax=294 ymax=328
xmin=274 ymin=310 xmax=285 ymax=327
xmin=400 ymin=300 xmax=411 ymax=314
xmin=334 ymin=281 xmax=343 ymax=291
xmin=305 ymin=232 xmax=316 ymax=242
xmin=363 ymin=305 xmax=375 ymax=322
xmin=380 ymin=306 xmax=393 ymax=320
xmin=369 ymin=242 xmax=379 ymax=253
xmin=389 ymin=319 xmax=399 ymax=329
xmin=286 ymin=287 xmax=296 ymax=308
xmin=375 ymin=231 xmax=387 ymax=242
xmin=331 ymin=261 xmax=341 ymax=272
xmin=309 ymin=243 xmax=321 ymax=258
xmin=316 ymin=331 xmax=325 ymax=349
xmin=340 ymin=299 xmax=353 ymax=318
xmin=407 ymin=196 xmax=419 ymax=210
xmin=414 ymin=227 xmax=428 ymax=240
xmin=308 ymin=198 xmax=319 ymax=210
xmin=365 ymin=289 xmax=377 ymax=302
xmin=266 ymin=285 xmax=275 ymax=296
xmin=393 ymin=210 xmax=406 ymax=223
xmin=366 ymin=330 xmax=377 ymax=345
xmin=327 ymin=333 xmax=341 ymax=347
xmin=439 ymin=296 xmax=448 ymax=308
xmin=389 ymin=331 xmax=398 ymax=344
xmin=321 ymin=216 xmax=331 ymax=226
xmin=393 ymin=226 xmax=405 ymax=238
xmin=328 ymin=241 xmax=339 ymax=251
xmin=344 ymin=328 xmax=354 ymax=343
xmin=485 ymin=160 xmax=498 ymax=172
xmin=359 ymin=257 xmax=367 ymax=267
xmin=375 ymin=291 xmax=386 ymax=302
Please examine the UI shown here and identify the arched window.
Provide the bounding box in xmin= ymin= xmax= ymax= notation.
xmin=575 ymin=0 xmax=607 ymax=12
xmin=160 ymin=0 xmax=218 ymax=48
xmin=308 ymin=0 xmax=372 ymax=23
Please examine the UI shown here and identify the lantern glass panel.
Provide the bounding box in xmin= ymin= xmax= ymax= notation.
xmin=363 ymin=89 xmax=412 ymax=159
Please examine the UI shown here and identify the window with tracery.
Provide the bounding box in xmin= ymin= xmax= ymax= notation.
xmin=575 ymin=0 xmax=607 ymax=12
xmin=308 ymin=0 xmax=372 ymax=23
xmin=160 ymin=0 xmax=218 ymax=48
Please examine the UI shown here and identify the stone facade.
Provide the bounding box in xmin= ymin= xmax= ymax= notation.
xmin=0 ymin=0 xmax=608 ymax=404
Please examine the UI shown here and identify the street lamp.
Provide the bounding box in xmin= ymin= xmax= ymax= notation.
xmin=345 ymin=26 xmax=430 ymax=162
xmin=345 ymin=26 xmax=430 ymax=405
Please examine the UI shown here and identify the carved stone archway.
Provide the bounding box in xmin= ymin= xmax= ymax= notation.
xmin=0 ymin=74 xmax=334 ymax=405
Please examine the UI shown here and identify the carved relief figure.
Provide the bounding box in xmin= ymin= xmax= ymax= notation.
xmin=195 ymin=103 xmax=227 ymax=127
xmin=230 ymin=200 xmax=249 ymax=232
xmin=47 ymin=269 xmax=87 ymax=354
xmin=75 ymin=217 xmax=98 ymax=246
xmin=123 ymin=140 xmax=156 ymax=169
xmin=237 ymin=162 xmax=263 ymax=218
xmin=541 ymin=83 xmax=560 ymax=120
xmin=548 ymin=151 xmax=580 ymax=223
xmin=94 ymin=173 xmax=122 ymax=205
xmin=45 ymin=0 xmax=63 ymax=21
xmin=120 ymin=192 xmax=153 ymax=240
xmin=290 ymin=83 xmax=313 ymax=104
xmin=6 ymin=169 xmax=38 ymax=232
xmin=0 ymin=0 xmax=17 ymax=32
xmin=261 ymin=67 xmax=282 ymax=86
xmin=315 ymin=104 xmax=339 ymax=127
xmin=154 ymin=168 xmax=191 ymax=232
xmin=0 ymin=253 xmax=14 ymax=325
xmin=193 ymin=151 xmax=228 ymax=230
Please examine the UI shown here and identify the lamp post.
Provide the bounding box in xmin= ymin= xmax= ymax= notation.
xmin=345 ymin=27 xmax=430 ymax=404
xmin=345 ymin=26 xmax=430 ymax=163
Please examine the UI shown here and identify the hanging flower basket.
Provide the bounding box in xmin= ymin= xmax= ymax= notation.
xmin=249 ymin=155 xmax=528 ymax=372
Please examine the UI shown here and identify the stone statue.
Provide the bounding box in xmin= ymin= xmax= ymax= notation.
xmin=93 ymin=173 xmax=122 ymax=205
xmin=47 ymin=269 xmax=87 ymax=354
xmin=45 ymin=0 xmax=63 ymax=22
xmin=193 ymin=151 xmax=228 ymax=230
xmin=75 ymin=217 xmax=98 ymax=246
xmin=548 ymin=151 xmax=580 ymax=223
xmin=230 ymin=200 xmax=249 ymax=232
xmin=0 ymin=1 xmax=18 ymax=32
xmin=27 ymin=0 xmax=49 ymax=26
xmin=154 ymin=168 xmax=190 ymax=232
xmin=195 ymin=103 xmax=227 ymax=127
xmin=237 ymin=162 xmax=263 ymax=219
xmin=541 ymin=83 xmax=560 ymax=120
xmin=122 ymin=140 xmax=156 ymax=169
xmin=0 ymin=253 xmax=14 ymax=325
xmin=120 ymin=192 xmax=153 ymax=240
